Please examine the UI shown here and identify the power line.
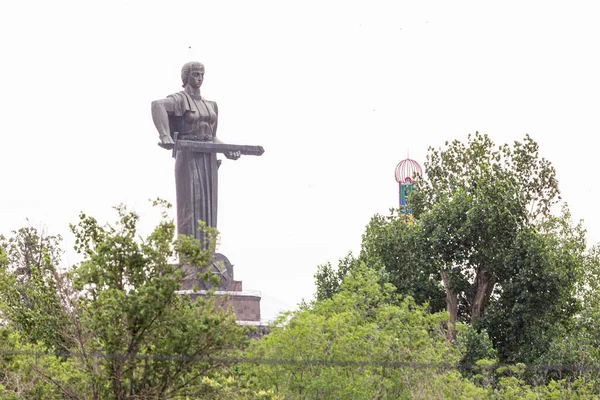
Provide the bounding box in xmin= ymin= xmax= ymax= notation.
xmin=1 ymin=349 xmax=599 ymax=372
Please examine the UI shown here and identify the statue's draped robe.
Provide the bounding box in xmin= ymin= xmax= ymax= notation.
xmin=168 ymin=91 xmax=219 ymax=245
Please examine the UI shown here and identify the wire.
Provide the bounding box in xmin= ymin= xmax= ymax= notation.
xmin=1 ymin=349 xmax=599 ymax=372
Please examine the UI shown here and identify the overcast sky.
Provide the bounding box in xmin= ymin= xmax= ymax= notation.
xmin=1 ymin=1 xmax=599 ymax=320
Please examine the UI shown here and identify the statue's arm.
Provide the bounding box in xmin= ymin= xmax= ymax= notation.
xmin=151 ymin=98 xmax=176 ymax=146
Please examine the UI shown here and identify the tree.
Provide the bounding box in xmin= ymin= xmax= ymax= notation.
xmin=0 ymin=328 xmax=88 ymax=399
xmin=314 ymin=252 xmax=363 ymax=302
xmin=410 ymin=132 xmax=563 ymax=329
xmin=249 ymin=266 xmax=486 ymax=399
xmin=401 ymin=134 xmax=586 ymax=360
xmin=535 ymin=244 xmax=600 ymax=375
xmin=360 ymin=209 xmax=446 ymax=314
xmin=0 ymin=227 xmax=70 ymax=351
xmin=0 ymin=202 xmax=248 ymax=399
xmin=314 ymin=212 xmax=446 ymax=313
xmin=306 ymin=267 xmax=598 ymax=398
xmin=480 ymin=206 xmax=585 ymax=362
xmin=316 ymin=133 xmax=592 ymax=362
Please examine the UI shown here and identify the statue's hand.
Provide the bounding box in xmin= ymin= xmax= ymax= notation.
xmin=158 ymin=134 xmax=175 ymax=150
xmin=225 ymin=151 xmax=241 ymax=160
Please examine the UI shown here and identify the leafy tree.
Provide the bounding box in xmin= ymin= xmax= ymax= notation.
xmin=316 ymin=133 xmax=592 ymax=362
xmin=313 ymin=253 xmax=359 ymax=302
xmin=307 ymin=266 xmax=599 ymax=398
xmin=410 ymin=132 xmax=564 ymax=329
xmin=314 ymin=212 xmax=446 ymax=313
xmin=0 ymin=227 xmax=69 ymax=351
xmin=456 ymin=326 xmax=497 ymax=369
xmin=360 ymin=209 xmax=446 ymax=314
xmin=0 ymin=328 xmax=88 ymax=399
xmin=535 ymin=244 xmax=600 ymax=377
xmin=412 ymin=132 xmax=560 ymax=221
xmin=249 ymin=266 xmax=486 ymax=399
xmin=481 ymin=206 xmax=585 ymax=362
xmin=0 ymin=202 xmax=248 ymax=399
xmin=470 ymin=361 xmax=599 ymax=399
xmin=404 ymin=134 xmax=586 ymax=359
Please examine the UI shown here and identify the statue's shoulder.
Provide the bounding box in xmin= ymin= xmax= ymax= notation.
xmin=165 ymin=92 xmax=217 ymax=116
xmin=167 ymin=91 xmax=187 ymax=102
xmin=166 ymin=91 xmax=189 ymax=116
xmin=167 ymin=92 xmax=216 ymax=104
xmin=203 ymin=99 xmax=218 ymax=113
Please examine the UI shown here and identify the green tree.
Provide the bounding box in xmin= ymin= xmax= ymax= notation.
xmin=316 ymin=133 xmax=592 ymax=362
xmin=0 ymin=328 xmax=88 ymax=399
xmin=314 ymin=252 xmax=365 ymax=302
xmin=0 ymin=202 xmax=248 ymax=399
xmin=481 ymin=206 xmax=585 ymax=362
xmin=360 ymin=209 xmax=446 ymax=313
xmin=398 ymin=134 xmax=585 ymax=360
xmin=535 ymin=244 xmax=600 ymax=377
xmin=0 ymin=227 xmax=69 ymax=351
xmin=410 ymin=132 xmax=564 ymax=329
xmin=249 ymin=266 xmax=486 ymax=399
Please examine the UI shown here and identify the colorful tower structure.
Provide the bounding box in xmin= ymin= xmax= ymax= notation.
xmin=394 ymin=158 xmax=423 ymax=218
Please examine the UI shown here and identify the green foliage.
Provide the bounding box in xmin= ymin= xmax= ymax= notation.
xmin=313 ymin=252 xmax=360 ymax=302
xmin=535 ymin=244 xmax=600 ymax=378
xmin=456 ymin=325 xmax=497 ymax=369
xmin=248 ymin=267 xmax=486 ymax=399
xmin=361 ymin=209 xmax=446 ymax=313
xmin=0 ymin=328 xmax=89 ymax=399
xmin=309 ymin=133 xmax=600 ymax=394
xmin=0 ymin=227 xmax=69 ymax=351
xmin=410 ymin=132 xmax=568 ymax=327
xmin=412 ymin=132 xmax=559 ymax=221
xmin=483 ymin=206 xmax=585 ymax=362
xmin=319 ymin=133 xmax=592 ymax=364
xmin=0 ymin=201 xmax=247 ymax=399
xmin=473 ymin=361 xmax=600 ymax=399
xmin=2 ymin=197 xmax=600 ymax=397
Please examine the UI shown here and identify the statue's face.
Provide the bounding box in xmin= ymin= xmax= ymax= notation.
xmin=188 ymin=66 xmax=204 ymax=89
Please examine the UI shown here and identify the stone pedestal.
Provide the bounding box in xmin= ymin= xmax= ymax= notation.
xmin=179 ymin=253 xmax=261 ymax=323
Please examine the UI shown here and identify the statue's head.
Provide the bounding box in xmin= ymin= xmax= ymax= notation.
xmin=181 ymin=61 xmax=205 ymax=89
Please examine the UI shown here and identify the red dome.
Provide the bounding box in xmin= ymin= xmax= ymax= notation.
xmin=394 ymin=158 xmax=423 ymax=183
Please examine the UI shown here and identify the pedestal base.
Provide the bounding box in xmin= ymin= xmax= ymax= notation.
xmin=178 ymin=253 xmax=262 ymax=323
xmin=175 ymin=289 xmax=261 ymax=323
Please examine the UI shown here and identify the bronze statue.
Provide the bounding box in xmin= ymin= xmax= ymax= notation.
xmin=151 ymin=62 xmax=263 ymax=247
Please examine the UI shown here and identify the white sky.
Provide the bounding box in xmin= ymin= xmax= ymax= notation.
xmin=1 ymin=1 xmax=599 ymax=320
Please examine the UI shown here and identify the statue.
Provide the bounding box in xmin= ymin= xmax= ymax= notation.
xmin=151 ymin=61 xmax=263 ymax=252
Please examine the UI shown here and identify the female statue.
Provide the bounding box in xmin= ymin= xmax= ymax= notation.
xmin=151 ymin=61 xmax=239 ymax=246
